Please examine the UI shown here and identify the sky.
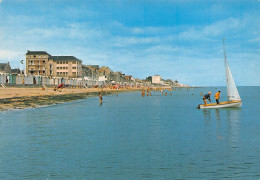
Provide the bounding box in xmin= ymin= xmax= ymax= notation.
xmin=0 ymin=0 xmax=259 ymax=86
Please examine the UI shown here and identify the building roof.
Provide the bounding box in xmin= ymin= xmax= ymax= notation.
xmin=0 ymin=63 xmax=10 ymax=71
xmin=11 ymin=68 xmax=20 ymax=74
xmin=51 ymin=56 xmax=82 ymax=62
xmin=0 ymin=63 xmax=7 ymax=69
xmin=87 ymin=65 xmax=99 ymax=69
xmin=26 ymin=50 xmax=50 ymax=56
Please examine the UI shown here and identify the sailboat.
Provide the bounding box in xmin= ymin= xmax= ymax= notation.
xmin=198 ymin=39 xmax=242 ymax=109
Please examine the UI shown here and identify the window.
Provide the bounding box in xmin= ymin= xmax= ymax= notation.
xmin=34 ymin=55 xmax=36 ymax=58
xmin=57 ymin=67 xmax=59 ymax=69
xmin=43 ymin=61 xmax=45 ymax=63
xmin=63 ymin=67 xmax=65 ymax=69
xmin=72 ymin=67 xmax=76 ymax=69
xmin=72 ymin=61 xmax=76 ymax=64
xmin=66 ymin=61 xmax=68 ymax=64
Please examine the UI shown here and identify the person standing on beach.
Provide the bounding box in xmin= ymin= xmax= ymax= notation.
xmin=141 ymin=90 xmax=145 ymax=96
xmin=215 ymin=91 xmax=221 ymax=104
xmin=99 ymin=92 xmax=103 ymax=101
xmin=203 ymin=92 xmax=211 ymax=105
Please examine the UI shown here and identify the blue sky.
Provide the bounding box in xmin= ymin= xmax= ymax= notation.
xmin=0 ymin=0 xmax=259 ymax=86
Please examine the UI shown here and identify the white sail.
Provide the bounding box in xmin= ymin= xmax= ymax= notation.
xmin=223 ymin=39 xmax=241 ymax=101
xmin=225 ymin=60 xmax=241 ymax=101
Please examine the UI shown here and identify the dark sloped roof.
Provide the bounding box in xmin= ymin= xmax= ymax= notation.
xmin=51 ymin=56 xmax=82 ymax=62
xmin=0 ymin=63 xmax=7 ymax=67
xmin=26 ymin=50 xmax=50 ymax=56
xmin=0 ymin=63 xmax=7 ymax=70
xmin=11 ymin=68 xmax=20 ymax=74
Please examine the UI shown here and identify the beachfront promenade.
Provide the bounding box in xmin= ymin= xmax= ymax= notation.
xmin=0 ymin=72 xmax=180 ymax=111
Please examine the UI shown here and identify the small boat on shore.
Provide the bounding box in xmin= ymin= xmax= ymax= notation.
xmin=198 ymin=39 xmax=242 ymax=109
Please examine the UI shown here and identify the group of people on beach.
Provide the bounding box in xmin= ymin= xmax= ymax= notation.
xmin=141 ymin=89 xmax=152 ymax=96
xmin=141 ymin=88 xmax=173 ymax=97
xmin=202 ymin=91 xmax=221 ymax=105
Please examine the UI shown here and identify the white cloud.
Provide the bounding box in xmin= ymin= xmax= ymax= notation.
xmin=178 ymin=17 xmax=241 ymax=41
xmin=0 ymin=10 xmax=259 ymax=85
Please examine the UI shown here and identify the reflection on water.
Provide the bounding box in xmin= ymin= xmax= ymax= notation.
xmin=215 ymin=109 xmax=220 ymax=120
xmin=203 ymin=109 xmax=212 ymax=122
xmin=227 ymin=109 xmax=241 ymax=147
xmin=202 ymin=108 xmax=242 ymax=147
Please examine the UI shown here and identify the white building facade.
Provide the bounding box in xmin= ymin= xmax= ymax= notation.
xmin=152 ymin=74 xmax=161 ymax=84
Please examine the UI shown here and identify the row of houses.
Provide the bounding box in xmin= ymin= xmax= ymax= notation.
xmin=24 ymin=50 xmax=135 ymax=84
xmin=1 ymin=50 xmax=181 ymax=86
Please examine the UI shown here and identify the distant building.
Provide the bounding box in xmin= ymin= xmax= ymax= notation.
xmin=152 ymin=74 xmax=161 ymax=84
xmin=111 ymin=71 xmax=123 ymax=83
xmin=0 ymin=62 xmax=12 ymax=74
xmin=25 ymin=51 xmax=82 ymax=78
xmin=25 ymin=51 xmax=51 ymax=76
xmin=124 ymin=75 xmax=133 ymax=82
xmin=97 ymin=66 xmax=112 ymax=82
xmin=51 ymin=56 xmax=82 ymax=78
xmin=82 ymin=65 xmax=99 ymax=80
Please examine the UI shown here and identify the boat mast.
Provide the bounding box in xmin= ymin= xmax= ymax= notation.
xmin=223 ymin=38 xmax=227 ymax=64
xmin=223 ymin=38 xmax=228 ymax=82
xmin=223 ymin=38 xmax=230 ymax=99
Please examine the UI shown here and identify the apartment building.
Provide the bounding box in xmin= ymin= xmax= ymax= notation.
xmin=51 ymin=56 xmax=82 ymax=78
xmin=26 ymin=51 xmax=82 ymax=78
xmin=26 ymin=51 xmax=51 ymax=76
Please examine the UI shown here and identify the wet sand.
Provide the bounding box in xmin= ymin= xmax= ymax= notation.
xmin=0 ymin=87 xmax=140 ymax=111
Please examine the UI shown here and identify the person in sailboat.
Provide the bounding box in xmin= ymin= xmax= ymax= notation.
xmin=203 ymin=92 xmax=211 ymax=105
xmin=215 ymin=91 xmax=221 ymax=104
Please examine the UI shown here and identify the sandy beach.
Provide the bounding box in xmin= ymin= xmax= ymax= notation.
xmin=0 ymin=87 xmax=141 ymax=111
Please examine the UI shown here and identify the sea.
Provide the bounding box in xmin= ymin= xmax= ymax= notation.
xmin=0 ymin=86 xmax=259 ymax=179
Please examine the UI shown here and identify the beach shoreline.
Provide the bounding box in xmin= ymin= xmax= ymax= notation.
xmin=0 ymin=87 xmax=141 ymax=111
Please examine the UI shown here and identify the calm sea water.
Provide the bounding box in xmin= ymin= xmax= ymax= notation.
xmin=0 ymin=87 xmax=259 ymax=179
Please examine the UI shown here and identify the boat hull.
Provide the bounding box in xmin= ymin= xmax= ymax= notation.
xmin=198 ymin=101 xmax=242 ymax=109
